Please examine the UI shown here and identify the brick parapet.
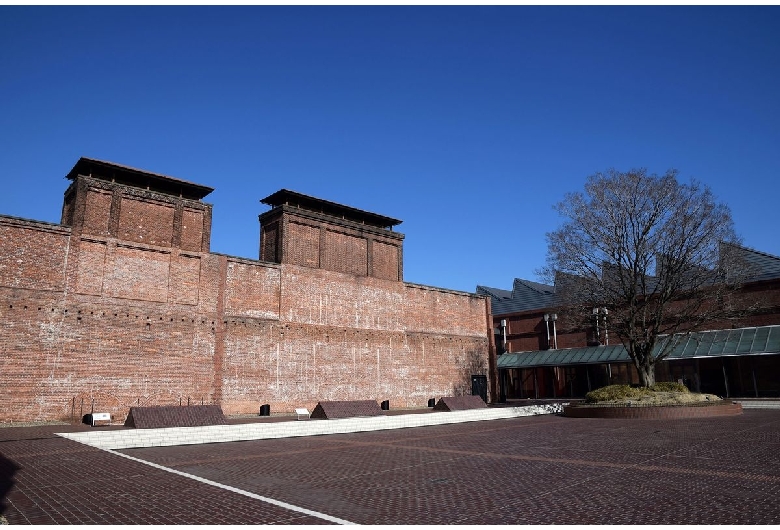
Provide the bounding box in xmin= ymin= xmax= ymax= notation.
xmin=0 ymin=214 xmax=71 ymax=235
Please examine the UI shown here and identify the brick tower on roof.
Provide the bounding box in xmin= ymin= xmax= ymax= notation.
xmin=61 ymin=157 xmax=214 ymax=252
xmin=258 ymin=189 xmax=405 ymax=281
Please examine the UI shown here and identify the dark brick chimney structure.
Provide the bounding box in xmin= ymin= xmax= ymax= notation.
xmin=259 ymin=189 xmax=404 ymax=281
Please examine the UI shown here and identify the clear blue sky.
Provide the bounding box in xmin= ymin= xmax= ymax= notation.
xmin=1 ymin=6 xmax=778 ymax=293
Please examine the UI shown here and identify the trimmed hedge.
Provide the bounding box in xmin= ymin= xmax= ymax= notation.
xmin=585 ymin=382 xmax=689 ymax=403
xmin=585 ymin=385 xmax=645 ymax=403
xmin=650 ymin=382 xmax=689 ymax=393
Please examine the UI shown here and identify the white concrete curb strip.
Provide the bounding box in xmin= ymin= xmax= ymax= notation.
xmin=735 ymin=400 xmax=780 ymax=409
xmin=57 ymin=404 xmax=563 ymax=450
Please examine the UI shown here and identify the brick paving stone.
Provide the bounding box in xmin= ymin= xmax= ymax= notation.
xmin=0 ymin=436 xmax=328 ymax=524
xmin=2 ymin=410 xmax=780 ymax=524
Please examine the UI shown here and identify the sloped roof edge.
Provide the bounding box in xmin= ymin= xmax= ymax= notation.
xmin=498 ymin=325 xmax=780 ymax=369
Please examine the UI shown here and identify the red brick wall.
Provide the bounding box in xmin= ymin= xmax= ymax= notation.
xmin=67 ymin=175 xmax=212 ymax=253
xmin=83 ymin=189 xmax=112 ymax=236
xmin=285 ymin=221 xmax=319 ymax=268
xmin=223 ymin=259 xmax=280 ymax=319
xmin=259 ymin=206 xmax=404 ymax=282
xmin=404 ymin=283 xmax=488 ymax=337
xmin=219 ymin=264 xmax=489 ymax=415
xmin=61 ymin=191 xmax=75 ymax=227
xmin=373 ymin=240 xmax=399 ymax=281
xmin=170 ymin=254 xmax=201 ymax=306
xmin=75 ymin=240 xmax=107 ymax=296
xmin=0 ymin=294 xmax=218 ymax=422
xmin=180 ymin=208 xmax=205 ymax=252
xmin=118 ymin=198 xmax=175 ymax=247
xmin=0 ymin=202 xmax=490 ymax=422
xmin=260 ymin=221 xmax=279 ymax=263
xmin=323 ymin=230 xmax=367 ymax=276
xmin=0 ymin=219 xmax=69 ymax=292
xmin=103 ymin=244 xmax=170 ymax=303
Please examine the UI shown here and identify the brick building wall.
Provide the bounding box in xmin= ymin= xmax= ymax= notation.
xmin=0 ymin=159 xmax=492 ymax=422
xmin=496 ymin=279 xmax=780 ymax=355
xmin=220 ymin=265 xmax=489 ymax=415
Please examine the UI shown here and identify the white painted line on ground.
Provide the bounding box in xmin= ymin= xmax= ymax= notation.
xmin=102 ymin=445 xmax=357 ymax=525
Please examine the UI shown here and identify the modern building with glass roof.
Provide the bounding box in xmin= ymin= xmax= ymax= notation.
xmin=479 ymin=245 xmax=780 ymax=399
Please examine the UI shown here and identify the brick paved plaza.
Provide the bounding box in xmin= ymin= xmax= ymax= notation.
xmin=2 ymin=410 xmax=779 ymax=524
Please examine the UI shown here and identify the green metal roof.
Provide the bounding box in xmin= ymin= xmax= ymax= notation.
xmin=497 ymin=325 xmax=780 ymax=369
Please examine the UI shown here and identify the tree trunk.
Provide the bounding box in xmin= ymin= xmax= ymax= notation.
xmin=632 ymin=342 xmax=657 ymax=388
xmin=637 ymin=362 xmax=656 ymax=387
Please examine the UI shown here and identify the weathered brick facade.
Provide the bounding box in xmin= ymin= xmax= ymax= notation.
xmin=258 ymin=189 xmax=404 ymax=281
xmin=0 ymin=158 xmax=493 ymax=422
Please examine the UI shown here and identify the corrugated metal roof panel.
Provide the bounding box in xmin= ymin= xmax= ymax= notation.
xmin=727 ymin=244 xmax=780 ymax=282
xmin=570 ymin=349 xmax=588 ymax=363
xmin=483 ymin=247 xmax=780 ymax=316
xmin=497 ymin=325 xmax=780 ymax=369
xmin=767 ymin=326 xmax=780 ymax=352
xmin=580 ymin=348 xmax=600 ymax=363
xmin=721 ymin=329 xmax=740 ymax=355
xmin=476 ymin=285 xmax=513 ymax=301
xmin=480 ymin=278 xmax=556 ymax=315
xmin=754 ymin=327 xmax=771 ymax=352
xmin=707 ymin=330 xmax=730 ymax=356
xmin=736 ymin=328 xmax=756 ymax=354
xmin=607 ymin=345 xmax=630 ymax=362
xmin=680 ymin=336 xmax=698 ymax=358
xmin=497 ymin=345 xmax=631 ymax=368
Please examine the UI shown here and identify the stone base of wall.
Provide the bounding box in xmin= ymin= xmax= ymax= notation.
xmin=563 ymin=401 xmax=742 ymax=419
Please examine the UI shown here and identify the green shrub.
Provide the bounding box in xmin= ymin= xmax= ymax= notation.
xmin=585 ymin=382 xmax=691 ymax=403
xmin=585 ymin=384 xmax=648 ymax=403
xmin=650 ymin=382 xmax=690 ymax=393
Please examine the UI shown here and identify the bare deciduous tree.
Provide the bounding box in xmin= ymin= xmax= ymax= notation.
xmin=542 ymin=169 xmax=743 ymax=387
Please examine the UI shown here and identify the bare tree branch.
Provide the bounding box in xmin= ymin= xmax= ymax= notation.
xmin=542 ymin=168 xmax=745 ymax=387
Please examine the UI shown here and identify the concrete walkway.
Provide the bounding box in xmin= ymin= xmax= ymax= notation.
xmin=58 ymin=403 xmax=564 ymax=450
xmin=733 ymin=399 xmax=780 ymax=409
